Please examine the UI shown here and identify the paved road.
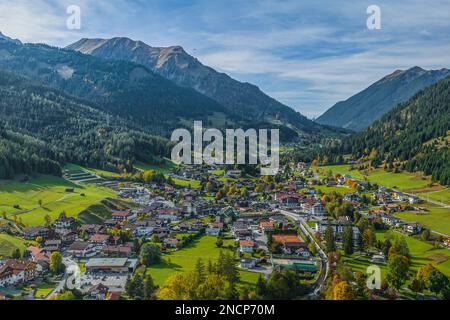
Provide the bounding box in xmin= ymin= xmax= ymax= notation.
xmin=277 ymin=209 xmax=328 ymax=296
xmin=46 ymin=258 xmax=78 ymax=300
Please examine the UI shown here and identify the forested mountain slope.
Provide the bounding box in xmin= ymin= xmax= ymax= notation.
xmin=0 ymin=69 xmax=170 ymax=179
xmin=320 ymin=76 xmax=450 ymax=185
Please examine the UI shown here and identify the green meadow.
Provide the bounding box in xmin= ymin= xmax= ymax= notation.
xmin=0 ymin=233 xmax=32 ymax=258
xmin=146 ymin=236 xmax=260 ymax=290
xmin=343 ymin=230 xmax=450 ymax=281
xmin=396 ymin=206 xmax=450 ymax=235
xmin=317 ymin=165 xmax=430 ymax=191
xmin=420 ymin=188 xmax=450 ymax=205
xmin=376 ymin=230 xmax=450 ymax=277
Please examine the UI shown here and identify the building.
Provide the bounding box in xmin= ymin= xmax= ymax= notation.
xmin=206 ymin=222 xmax=223 ymax=236
xmin=240 ymin=258 xmax=257 ymax=269
xmin=311 ymin=202 xmax=325 ymax=215
xmin=89 ymin=234 xmax=111 ymax=247
xmin=68 ymin=241 xmax=97 ymax=259
xmin=315 ymin=221 xmax=360 ymax=241
xmin=54 ymin=216 xmax=76 ymax=230
xmin=87 ymin=283 xmax=109 ymax=300
xmin=85 ymin=258 xmax=138 ymax=274
xmin=239 ymin=240 xmax=255 ymax=253
xmin=259 ymin=221 xmax=275 ymax=233
xmin=271 ymin=234 xmax=308 ymax=255
xmin=101 ymin=245 xmax=133 ymax=258
xmin=404 ymin=222 xmax=423 ymax=234
xmin=111 ymin=211 xmax=136 ymax=222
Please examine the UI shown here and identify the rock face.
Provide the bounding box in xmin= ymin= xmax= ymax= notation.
xmin=316 ymin=66 xmax=450 ymax=131
xmin=67 ymin=37 xmax=316 ymax=130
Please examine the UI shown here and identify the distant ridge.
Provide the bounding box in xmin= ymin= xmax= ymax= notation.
xmin=316 ymin=66 xmax=450 ymax=131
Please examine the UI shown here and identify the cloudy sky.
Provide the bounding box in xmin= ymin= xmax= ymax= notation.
xmin=1 ymin=0 xmax=449 ymax=118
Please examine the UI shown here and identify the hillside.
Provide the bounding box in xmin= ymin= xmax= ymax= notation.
xmin=0 ymin=34 xmax=230 ymax=137
xmin=67 ymin=37 xmax=327 ymax=134
xmin=0 ymin=69 xmax=170 ymax=179
xmin=316 ymin=67 xmax=450 ymax=131
xmin=321 ymin=76 xmax=450 ymax=185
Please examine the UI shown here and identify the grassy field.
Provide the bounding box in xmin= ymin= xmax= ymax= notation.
xmin=146 ymin=236 xmax=260 ymax=290
xmin=396 ymin=206 xmax=450 ymax=235
xmin=312 ymin=185 xmax=357 ymax=195
xmin=317 ymin=165 xmax=431 ymax=191
xmin=170 ymin=177 xmax=201 ymax=189
xmin=0 ymin=233 xmax=31 ymax=258
xmin=315 ymin=165 xmax=365 ymax=180
xmin=420 ymin=188 xmax=450 ymax=205
xmin=342 ymin=230 xmax=450 ymax=282
xmin=135 ymin=160 xmax=177 ymax=173
xmin=376 ymin=230 xmax=450 ymax=277
xmin=0 ymin=175 xmax=117 ymax=226
xmin=34 ymin=282 xmax=56 ymax=299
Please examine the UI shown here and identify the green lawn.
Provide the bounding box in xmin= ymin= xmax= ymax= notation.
xmin=420 ymin=188 xmax=450 ymax=205
xmin=376 ymin=230 xmax=450 ymax=277
xmin=342 ymin=230 xmax=450 ymax=282
xmin=0 ymin=233 xmax=31 ymax=258
xmin=396 ymin=206 xmax=450 ymax=235
xmin=135 ymin=160 xmax=177 ymax=173
xmin=34 ymin=282 xmax=56 ymax=299
xmin=318 ymin=165 xmax=430 ymax=191
xmin=0 ymin=175 xmax=117 ymax=226
xmin=146 ymin=236 xmax=259 ymax=289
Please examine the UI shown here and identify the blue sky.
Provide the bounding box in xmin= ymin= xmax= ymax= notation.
xmin=1 ymin=0 xmax=450 ymax=118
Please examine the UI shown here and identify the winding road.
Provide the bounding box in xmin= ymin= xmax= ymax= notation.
xmin=277 ymin=209 xmax=329 ymax=296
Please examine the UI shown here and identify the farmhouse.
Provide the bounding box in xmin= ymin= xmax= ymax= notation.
xmin=239 ymin=240 xmax=255 ymax=253
xmin=54 ymin=216 xmax=76 ymax=230
xmin=0 ymin=260 xmax=37 ymax=287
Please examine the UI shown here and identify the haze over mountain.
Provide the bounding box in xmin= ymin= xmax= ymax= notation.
xmin=67 ymin=37 xmax=322 ymax=132
xmin=316 ymin=67 xmax=450 ymax=131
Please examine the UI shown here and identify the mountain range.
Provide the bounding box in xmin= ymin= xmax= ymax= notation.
xmin=67 ymin=37 xmax=326 ymax=133
xmin=0 ymin=32 xmax=343 ymax=178
xmin=316 ymin=66 xmax=450 ymax=131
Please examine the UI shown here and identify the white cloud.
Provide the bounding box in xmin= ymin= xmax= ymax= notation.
xmin=1 ymin=0 xmax=449 ymax=118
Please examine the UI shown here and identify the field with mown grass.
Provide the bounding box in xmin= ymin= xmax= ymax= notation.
xmin=135 ymin=160 xmax=177 ymax=173
xmin=0 ymin=175 xmax=117 ymax=226
xmin=342 ymin=230 xmax=450 ymax=282
xmin=146 ymin=236 xmax=260 ymax=290
xmin=420 ymin=188 xmax=450 ymax=205
xmin=316 ymin=165 xmax=431 ymax=191
xmin=395 ymin=205 xmax=450 ymax=236
xmin=376 ymin=230 xmax=450 ymax=277
xmin=34 ymin=282 xmax=56 ymax=299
